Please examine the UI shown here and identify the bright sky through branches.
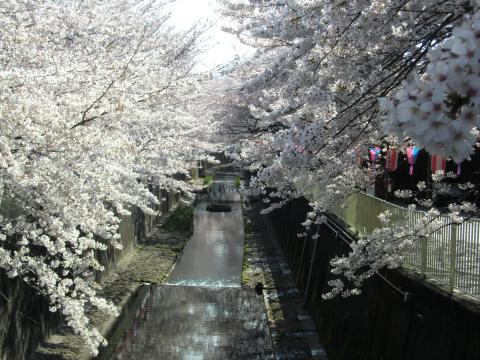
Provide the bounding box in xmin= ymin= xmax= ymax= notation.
xmin=167 ymin=0 xmax=252 ymax=71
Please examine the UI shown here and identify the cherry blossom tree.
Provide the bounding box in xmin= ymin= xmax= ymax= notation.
xmin=0 ymin=0 xmax=215 ymax=354
xmin=218 ymin=0 xmax=480 ymax=297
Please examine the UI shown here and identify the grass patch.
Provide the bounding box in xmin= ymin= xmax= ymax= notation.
xmin=242 ymin=243 xmax=251 ymax=285
xmin=172 ymin=244 xmax=185 ymax=255
xmin=161 ymin=204 xmax=194 ymax=232
xmin=202 ymin=175 xmax=213 ymax=186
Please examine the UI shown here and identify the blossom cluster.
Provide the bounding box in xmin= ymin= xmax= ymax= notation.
xmin=382 ymin=3 xmax=480 ymax=162
xmin=0 ymin=0 xmax=215 ymax=354
xmin=218 ymin=0 xmax=480 ymax=298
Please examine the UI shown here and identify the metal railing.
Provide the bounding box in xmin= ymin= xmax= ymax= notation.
xmin=332 ymin=192 xmax=480 ymax=300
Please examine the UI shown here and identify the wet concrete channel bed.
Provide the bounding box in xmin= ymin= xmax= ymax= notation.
xmin=166 ymin=200 xmax=244 ymax=288
xmin=99 ymin=176 xmax=274 ymax=359
xmin=242 ymin=202 xmax=328 ymax=360
xmin=97 ymin=173 xmax=326 ymax=360
xmin=99 ymin=285 xmax=274 ymax=360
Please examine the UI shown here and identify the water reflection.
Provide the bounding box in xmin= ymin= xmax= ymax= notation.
xmin=99 ymin=174 xmax=274 ymax=359
xmin=207 ymin=179 xmax=241 ymax=203
xmin=108 ymin=286 xmax=274 ymax=360
xmin=166 ymin=179 xmax=244 ymax=288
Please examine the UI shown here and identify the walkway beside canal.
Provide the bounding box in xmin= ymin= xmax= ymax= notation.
xmin=242 ymin=201 xmax=328 ymax=360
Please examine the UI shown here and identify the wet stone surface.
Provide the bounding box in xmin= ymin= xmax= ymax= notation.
xmin=104 ymin=285 xmax=274 ymax=360
xmin=242 ymin=202 xmax=328 ymax=360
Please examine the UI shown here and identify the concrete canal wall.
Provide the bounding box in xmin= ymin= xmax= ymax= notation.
xmin=267 ymin=197 xmax=480 ymax=360
xmin=0 ymin=188 xmax=179 ymax=360
xmin=95 ymin=188 xmax=180 ymax=282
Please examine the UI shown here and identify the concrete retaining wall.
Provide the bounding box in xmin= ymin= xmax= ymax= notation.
xmin=267 ymin=197 xmax=480 ymax=360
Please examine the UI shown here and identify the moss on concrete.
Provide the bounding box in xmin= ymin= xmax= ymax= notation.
xmin=160 ymin=203 xmax=194 ymax=232
xmin=234 ymin=176 xmax=241 ymax=189
xmin=241 ymin=243 xmax=252 ymax=286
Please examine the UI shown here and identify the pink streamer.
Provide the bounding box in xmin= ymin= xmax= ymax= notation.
xmin=406 ymin=146 xmax=419 ymax=176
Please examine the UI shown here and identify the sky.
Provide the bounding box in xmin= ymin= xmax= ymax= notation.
xmin=166 ymin=0 xmax=252 ymax=71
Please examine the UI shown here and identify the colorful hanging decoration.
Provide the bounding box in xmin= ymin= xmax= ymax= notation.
xmin=367 ymin=146 xmax=381 ymax=188
xmin=369 ymin=146 xmax=381 ymax=163
xmin=385 ymin=147 xmax=398 ymax=172
xmin=406 ymin=146 xmax=420 ymax=175
xmin=431 ymin=154 xmax=446 ymax=173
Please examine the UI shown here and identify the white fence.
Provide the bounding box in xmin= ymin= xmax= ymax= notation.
xmin=332 ymin=192 xmax=480 ymax=300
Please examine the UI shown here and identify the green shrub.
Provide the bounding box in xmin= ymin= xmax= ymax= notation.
xmin=234 ymin=176 xmax=241 ymax=188
xmin=161 ymin=204 xmax=194 ymax=232
xmin=202 ymin=175 xmax=213 ymax=186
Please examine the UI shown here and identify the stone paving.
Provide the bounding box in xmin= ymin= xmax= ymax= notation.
xmin=242 ymin=201 xmax=328 ymax=360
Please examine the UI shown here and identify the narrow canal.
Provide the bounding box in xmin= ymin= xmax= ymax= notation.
xmin=166 ymin=176 xmax=244 ymax=287
xmin=98 ymin=174 xmax=274 ymax=359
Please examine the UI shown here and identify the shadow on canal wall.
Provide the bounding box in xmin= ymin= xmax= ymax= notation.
xmin=0 ymin=188 xmax=179 ymax=360
xmin=94 ymin=188 xmax=180 ymax=282
xmin=266 ymin=197 xmax=480 ymax=360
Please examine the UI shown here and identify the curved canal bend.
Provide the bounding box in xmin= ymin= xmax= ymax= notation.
xmin=98 ymin=174 xmax=274 ymax=360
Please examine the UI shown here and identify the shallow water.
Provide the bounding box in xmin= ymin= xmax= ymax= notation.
xmin=165 ymin=200 xmax=244 ymax=287
xmin=206 ymin=179 xmax=241 ymax=203
xmin=102 ymin=286 xmax=273 ymax=360
xmin=99 ymin=176 xmax=273 ymax=359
